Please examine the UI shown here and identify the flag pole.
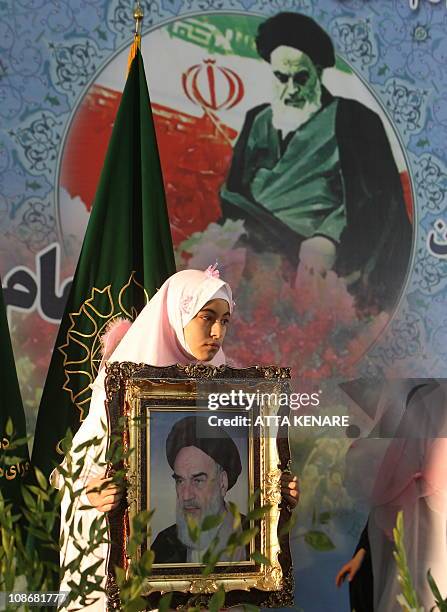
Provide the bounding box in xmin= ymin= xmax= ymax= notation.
xmin=128 ymin=1 xmax=144 ymax=71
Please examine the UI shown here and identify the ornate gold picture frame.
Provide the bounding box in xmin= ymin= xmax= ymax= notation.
xmin=104 ymin=363 xmax=293 ymax=609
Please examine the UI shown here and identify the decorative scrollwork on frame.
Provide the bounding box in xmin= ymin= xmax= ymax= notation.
xmin=264 ymin=467 xmax=282 ymax=506
xmin=176 ymin=363 xmax=227 ymax=378
xmin=188 ymin=579 xmax=219 ymax=594
xmin=258 ymin=366 xmax=291 ymax=380
xmin=105 ymin=574 xmax=121 ymax=610
xmin=261 ymin=567 xmax=294 ymax=607
xmin=50 ymin=40 xmax=102 ymax=97
xmin=255 ymin=565 xmax=283 ymax=591
xmin=105 ymin=361 xmax=146 ymax=399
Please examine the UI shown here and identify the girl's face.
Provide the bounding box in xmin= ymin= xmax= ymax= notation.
xmin=183 ymin=298 xmax=231 ymax=362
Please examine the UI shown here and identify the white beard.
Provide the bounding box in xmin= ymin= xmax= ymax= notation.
xmin=271 ymin=86 xmax=322 ymax=137
xmin=176 ymin=491 xmax=224 ymax=552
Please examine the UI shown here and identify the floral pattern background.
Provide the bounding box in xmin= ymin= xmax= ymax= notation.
xmin=1 ymin=1 xmax=447 ymax=610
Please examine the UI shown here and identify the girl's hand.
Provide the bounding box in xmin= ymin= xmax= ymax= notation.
xmin=86 ymin=475 xmax=123 ymax=512
xmin=335 ymin=548 xmax=366 ymax=587
xmin=280 ymin=473 xmax=300 ymax=509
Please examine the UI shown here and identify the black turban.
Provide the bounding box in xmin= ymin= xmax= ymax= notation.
xmin=256 ymin=12 xmax=335 ymax=69
xmin=166 ymin=416 xmax=242 ymax=490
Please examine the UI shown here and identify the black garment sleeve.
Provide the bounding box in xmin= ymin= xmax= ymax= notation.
xmin=349 ymin=520 xmax=374 ymax=612
xmin=335 ymin=98 xmax=412 ymax=309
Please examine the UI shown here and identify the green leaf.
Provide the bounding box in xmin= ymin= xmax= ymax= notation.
xmin=158 ymin=592 xmax=173 ymax=612
xmin=304 ymin=530 xmax=335 ymax=552
xmin=227 ymin=501 xmax=241 ymax=530
xmin=202 ymin=513 xmax=224 ymax=531
xmin=248 ymin=489 xmax=260 ymax=508
xmin=278 ymin=514 xmax=297 ymax=538
xmin=208 ymin=585 xmax=225 ymax=612
xmin=5 ymin=418 xmax=13 ymax=437
xmin=35 ymin=467 xmax=48 ymax=491
xmin=318 ymin=512 xmax=332 ymax=525
xmin=231 ymin=527 xmax=258 ymax=547
xmin=123 ymin=596 xmax=147 ymax=612
xmin=21 ymin=486 xmax=36 ymax=510
xmin=246 ymin=505 xmax=272 ymax=521
xmin=186 ymin=514 xmax=200 ymax=543
xmin=427 ymin=570 xmax=442 ymax=604
xmin=250 ymin=550 xmax=270 ymax=565
xmin=242 ymin=604 xmax=260 ymax=612
xmin=140 ymin=549 xmax=154 ymax=574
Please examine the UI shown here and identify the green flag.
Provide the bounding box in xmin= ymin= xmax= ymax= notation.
xmin=0 ymin=282 xmax=30 ymax=508
xmin=32 ymin=49 xmax=176 ymax=476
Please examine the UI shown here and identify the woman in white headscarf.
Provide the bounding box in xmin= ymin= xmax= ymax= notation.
xmin=336 ymin=380 xmax=447 ymax=611
xmin=54 ymin=268 xmax=299 ymax=611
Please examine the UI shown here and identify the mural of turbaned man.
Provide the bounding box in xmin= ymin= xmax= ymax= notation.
xmin=149 ymin=413 xmax=249 ymax=565
xmin=220 ymin=12 xmax=412 ymax=311
xmin=60 ymin=11 xmax=413 ymax=385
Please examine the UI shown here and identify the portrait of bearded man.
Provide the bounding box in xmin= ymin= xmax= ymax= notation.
xmin=151 ymin=415 xmax=247 ymax=564
xmin=220 ymin=12 xmax=412 ymax=311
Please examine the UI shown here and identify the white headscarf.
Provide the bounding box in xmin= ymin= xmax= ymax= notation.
xmin=92 ymin=268 xmax=233 ymax=390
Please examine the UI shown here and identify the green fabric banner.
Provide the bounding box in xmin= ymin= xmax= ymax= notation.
xmin=0 ymin=282 xmax=30 ymax=509
xmin=32 ymin=49 xmax=176 ymax=477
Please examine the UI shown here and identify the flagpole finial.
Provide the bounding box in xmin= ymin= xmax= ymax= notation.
xmin=133 ymin=1 xmax=144 ymax=39
xmin=127 ymin=1 xmax=143 ymax=72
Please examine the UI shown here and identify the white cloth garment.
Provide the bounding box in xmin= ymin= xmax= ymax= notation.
xmin=346 ymin=380 xmax=447 ymax=611
xmin=53 ymin=269 xmax=233 ymax=611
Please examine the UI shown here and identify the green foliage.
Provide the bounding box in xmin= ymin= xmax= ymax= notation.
xmin=303 ymin=530 xmax=335 ymax=552
xmin=393 ymin=511 xmax=424 ymax=612
xmin=0 ymin=426 xmax=280 ymax=611
xmin=202 ymin=512 xmax=225 ymax=531
xmin=427 ymin=569 xmax=447 ymax=612
xmin=393 ymin=511 xmax=447 ymax=612
xmin=208 ymin=585 xmax=226 ymax=612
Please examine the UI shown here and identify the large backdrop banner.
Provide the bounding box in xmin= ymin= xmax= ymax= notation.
xmin=1 ymin=0 xmax=446 ymax=609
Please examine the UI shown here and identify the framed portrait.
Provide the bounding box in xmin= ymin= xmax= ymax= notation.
xmin=104 ymin=363 xmax=293 ymax=610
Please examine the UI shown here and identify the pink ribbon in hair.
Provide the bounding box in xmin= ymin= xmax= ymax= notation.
xmin=204 ymin=263 xmax=220 ymax=279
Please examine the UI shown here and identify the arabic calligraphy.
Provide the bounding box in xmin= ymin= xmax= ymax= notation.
xmin=0 ymin=461 xmax=31 ymax=481
xmin=0 ymin=436 xmax=30 ymax=481
xmin=2 ymin=242 xmax=72 ymax=323
xmin=427 ymin=219 xmax=447 ymax=259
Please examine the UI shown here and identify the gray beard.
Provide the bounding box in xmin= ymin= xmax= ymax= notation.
xmin=271 ymin=86 xmax=322 ymax=137
xmin=176 ymin=492 xmax=225 ymax=551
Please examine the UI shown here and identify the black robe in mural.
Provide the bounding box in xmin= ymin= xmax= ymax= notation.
xmin=220 ymin=88 xmax=412 ymax=310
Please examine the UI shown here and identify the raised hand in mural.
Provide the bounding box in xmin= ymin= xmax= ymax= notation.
xmin=298 ymin=235 xmax=336 ymax=277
